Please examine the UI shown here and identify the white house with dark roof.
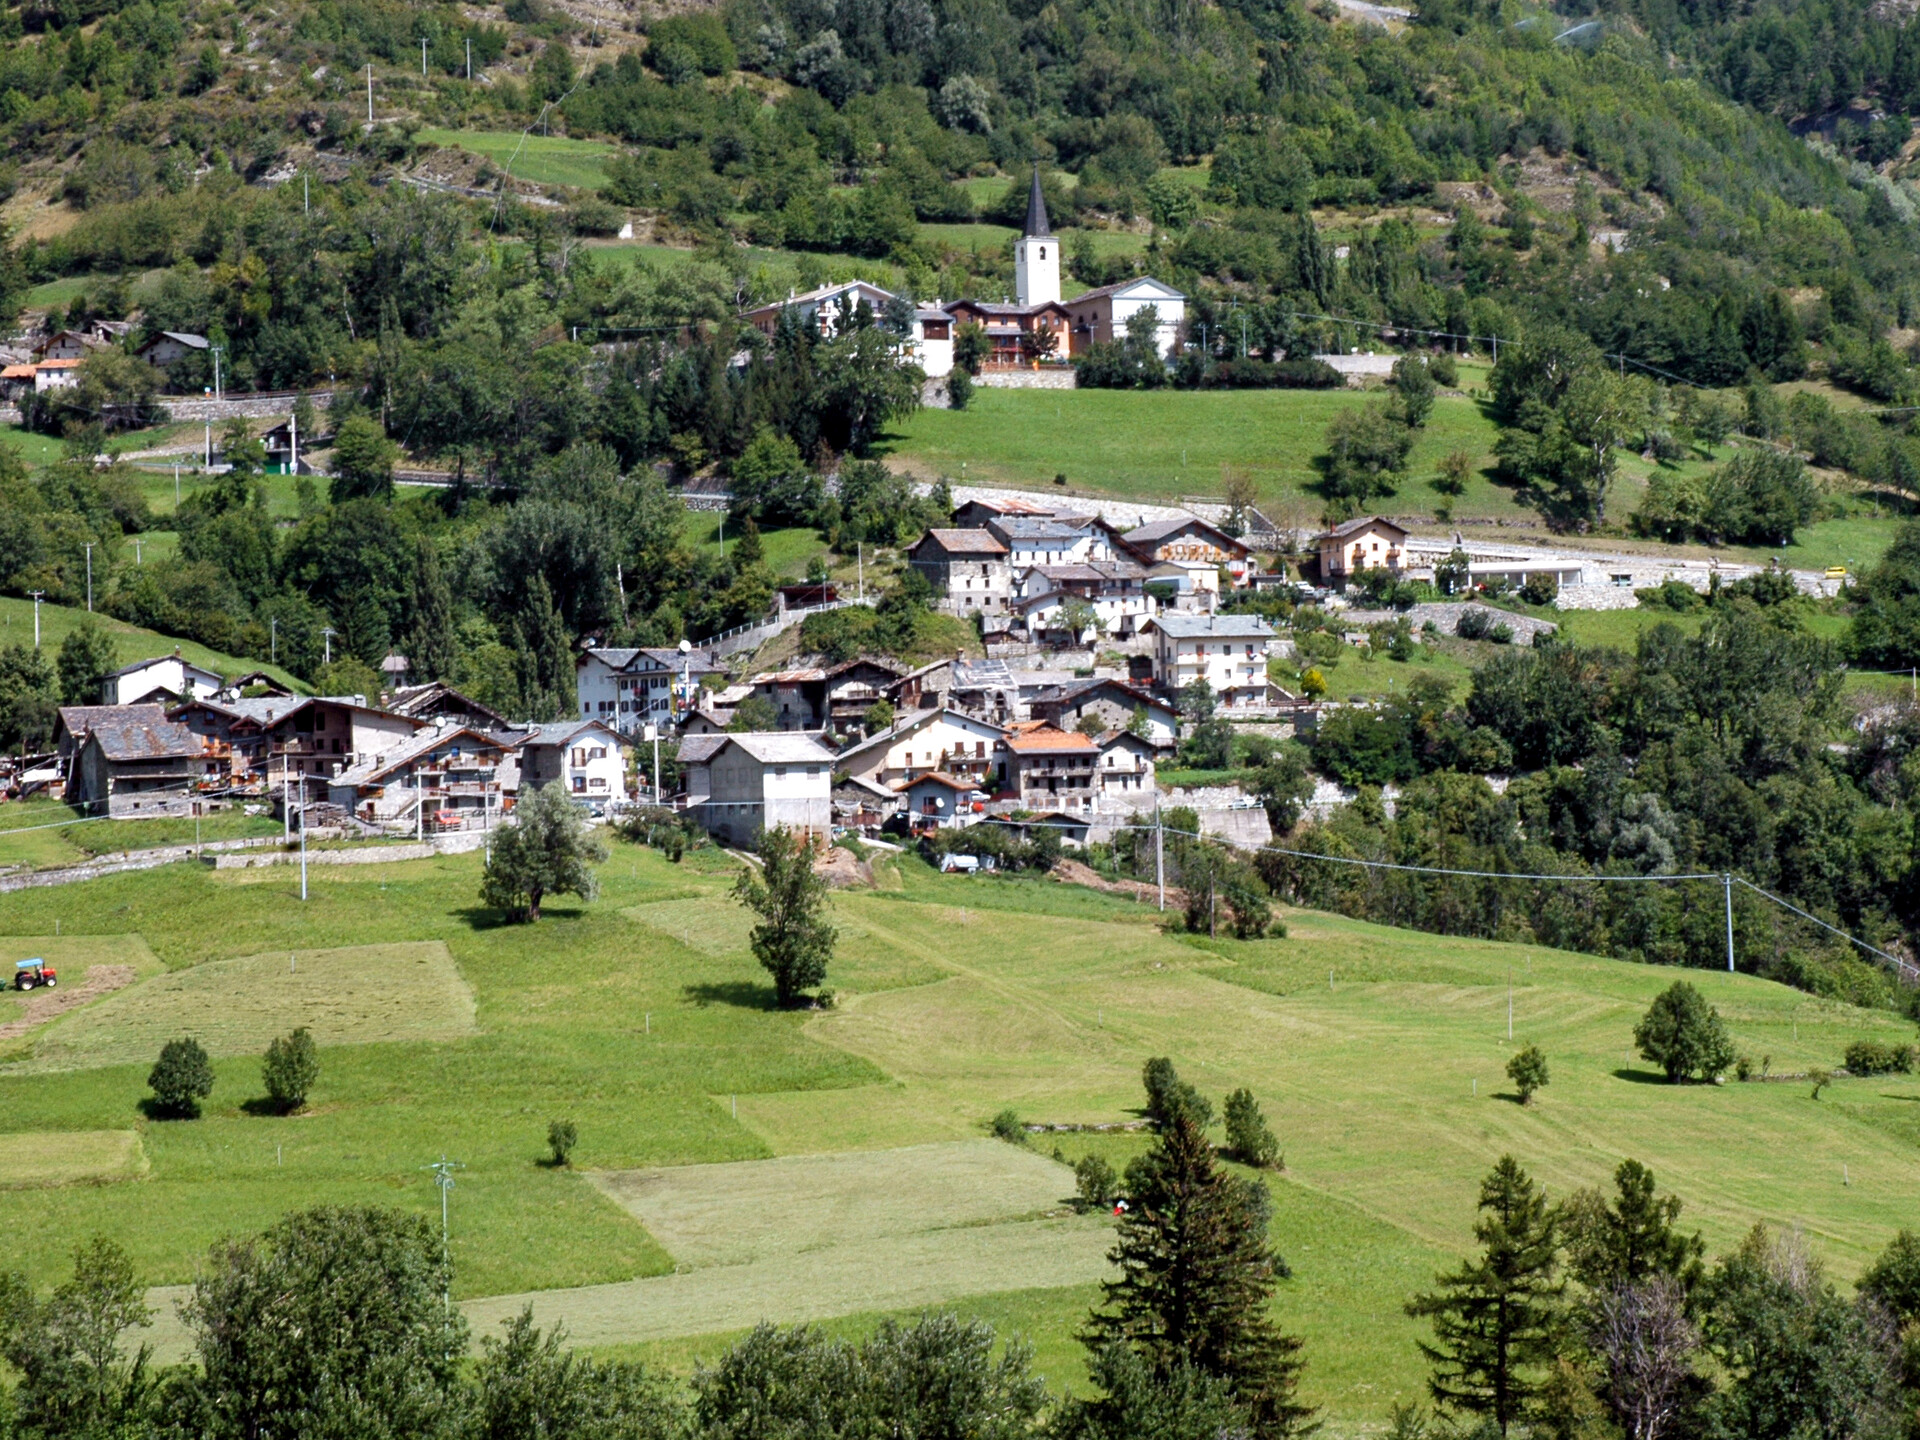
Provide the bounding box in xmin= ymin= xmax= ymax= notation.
xmin=1144 ymin=614 xmax=1276 ymax=707
xmin=1062 ymin=277 xmax=1188 ymax=359
xmin=833 ymin=707 xmax=1010 ymax=790
xmin=576 ymin=646 xmax=726 ymax=734
xmin=676 ymin=731 xmax=835 ymax=844
xmin=515 ymin=720 xmax=629 ymax=802
xmin=102 ymin=651 xmax=225 ymax=706
xmin=986 ymin=514 xmax=1115 ymax=567
xmin=134 ymin=331 xmax=209 ymax=369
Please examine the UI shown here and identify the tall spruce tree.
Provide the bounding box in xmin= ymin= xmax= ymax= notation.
xmin=404 ymin=536 xmax=456 ymax=684
xmin=1563 ymin=1160 xmax=1706 ymax=1295
xmin=1082 ymin=1105 xmax=1312 ymax=1438
xmin=1406 ymin=1155 xmax=1565 ymax=1436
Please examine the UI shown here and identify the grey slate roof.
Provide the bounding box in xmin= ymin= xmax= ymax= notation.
xmin=1322 ymin=514 xmax=1408 ymax=540
xmin=1023 ymin=166 xmax=1052 ymax=238
xmin=88 ymin=713 xmax=204 ymax=762
xmin=1148 ymin=614 xmax=1275 ymax=639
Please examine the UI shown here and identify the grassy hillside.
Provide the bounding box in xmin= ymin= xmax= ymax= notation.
xmin=0 ymin=847 xmax=1912 ymax=1431
xmin=0 ymin=595 xmax=302 ymax=693
xmin=417 ymin=129 xmax=620 ymax=191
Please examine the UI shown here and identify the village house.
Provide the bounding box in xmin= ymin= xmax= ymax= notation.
xmin=1119 ymin=517 xmax=1253 ymax=584
xmin=986 ymin=514 xmax=1115 ymax=568
xmin=384 ymin=681 xmax=511 ymax=730
xmin=946 ymin=660 xmax=1087 ymax=725
xmin=32 ymin=360 xmax=81 ymax=393
xmin=676 ymin=732 xmax=835 ymax=846
xmin=833 ymin=707 xmax=1010 ymax=790
xmin=1012 ymin=559 xmax=1155 ymax=639
xmin=66 ymin=710 xmax=221 ymax=817
xmin=1145 ymin=559 xmax=1222 ymax=613
xmin=1144 ymin=614 xmax=1276 ymax=708
xmin=1028 ymin=678 xmax=1178 ymax=748
xmin=32 ymin=330 xmax=107 ymax=362
xmin=133 ymin=331 xmax=208 ymax=370
xmin=1317 ymin=516 xmax=1411 ymax=585
xmin=1004 ymin=727 xmax=1099 ymax=812
xmin=907 ymin=530 xmax=1013 ymax=614
xmin=949 ymin=496 xmax=1070 ymax=529
xmin=885 ymin=657 xmax=960 ymax=713
xmin=576 ymin=645 xmax=726 ymax=734
xmin=895 ymin=772 xmax=984 ymax=831
xmin=516 ymin=719 xmax=629 ymax=802
xmin=1097 ymin=729 xmax=1158 ymax=797
xmin=170 ymin=695 xmax=426 ymax=790
xmin=103 ymin=652 xmax=226 ymax=707
xmin=326 ymin=724 xmax=514 ymax=827
xmin=737 ymin=280 xmax=958 ymax=378
xmin=1062 ymin=277 xmax=1189 ymax=360
xmin=739 ymin=657 xmax=903 ymax=732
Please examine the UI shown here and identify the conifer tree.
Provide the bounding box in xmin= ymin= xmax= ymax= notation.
xmin=1406 ymin=1155 xmax=1565 ymax=1435
xmin=1083 ymin=1105 xmax=1312 ymax=1438
xmin=1563 ymin=1159 xmax=1706 ymax=1295
xmin=404 ymin=536 xmax=456 ymax=684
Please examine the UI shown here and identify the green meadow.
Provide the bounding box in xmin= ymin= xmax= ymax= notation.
xmin=0 ymin=844 xmax=1914 ymax=1432
xmin=418 ymin=128 xmax=619 ymax=190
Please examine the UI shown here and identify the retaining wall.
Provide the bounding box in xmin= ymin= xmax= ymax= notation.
xmin=978 ymin=369 xmax=1077 ymax=390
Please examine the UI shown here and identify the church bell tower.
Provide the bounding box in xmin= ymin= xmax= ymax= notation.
xmin=1013 ymin=166 xmax=1060 ymax=309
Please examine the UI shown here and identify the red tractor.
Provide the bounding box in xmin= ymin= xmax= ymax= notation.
xmin=13 ymin=959 xmax=55 ymax=991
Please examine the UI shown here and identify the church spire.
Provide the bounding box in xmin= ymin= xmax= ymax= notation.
xmin=1022 ymin=165 xmax=1052 ymax=238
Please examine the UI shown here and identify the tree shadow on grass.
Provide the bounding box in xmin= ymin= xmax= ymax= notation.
xmin=683 ymin=981 xmax=779 ymax=1011
xmin=451 ymin=905 xmax=591 ymax=933
xmin=239 ymin=1097 xmax=297 ymax=1118
xmin=1610 ymin=1068 xmax=1672 ymax=1085
xmin=136 ymin=1098 xmax=200 ymax=1121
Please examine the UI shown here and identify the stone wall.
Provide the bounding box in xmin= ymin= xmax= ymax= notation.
xmin=1556 ymin=583 xmax=1644 ymax=611
xmin=978 ymin=368 xmax=1077 ymax=390
xmin=157 ymin=389 xmax=343 ymax=422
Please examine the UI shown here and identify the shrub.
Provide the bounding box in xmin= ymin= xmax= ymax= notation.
xmin=1223 ymin=1087 xmax=1281 ymax=1168
xmin=990 ymin=1108 xmax=1027 ymax=1145
xmin=1074 ymin=1153 xmax=1118 ymax=1210
xmin=1142 ymin=1056 xmax=1214 ymax=1128
xmin=1456 ymin=608 xmax=1493 ymax=640
xmin=149 ymin=1036 xmax=214 ymax=1118
xmin=1518 ymin=573 xmax=1558 ymax=607
xmin=946 ymin=369 xmax=972 ymax=410
xmin=1429 ymin=352 xmax=1459 ymax=387
xmin=547 ymin=1118 xmax=578 ymax=1166
xmin=1810 ymin=1067 xmax=1833 ymax=1099
xmin=1843 ymin=1040 xmax=1916 ymax=1076
xmin=1505 ymin=1045 xmax=1549 ymax=1104
xmin=261 ymin=1027 xmax=319 ymax=1113
xmin=1634 ymin=981 xmax=1736 ymax=1083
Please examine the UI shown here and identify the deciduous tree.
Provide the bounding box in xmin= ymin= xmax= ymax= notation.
xmin=733 ymin=825 xmax=836 ymax=1006
xmin=480 ymin=781 xmax=609 ymax=922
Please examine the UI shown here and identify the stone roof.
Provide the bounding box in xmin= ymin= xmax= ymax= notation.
xmin=87 ymin=713 xmax=205 ymax=762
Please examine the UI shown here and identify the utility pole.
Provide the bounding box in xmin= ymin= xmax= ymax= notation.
xmin=28 ymin=592 xmax=43 ymax=649
xmin=646 ymin=723 xmax=660 ymax=801
xmin=298 ymin=792 xmax=308 ymax=900
xmin=420 ymin=36 xmax=428 ymax=75
xmin=289 ymin=411 xmax=298 ymax=476
xmin=1154 ymin=803 xmax=1165 ymax=911
xmin=422 ymin=1157 xmax=465 ymax=1307
xmin=465 ymin=37 xmax=471 ymax=79
xmin=367 ymin=62 xmax=374 ymax=123
xmin=204 ymin=422 xmax=211 ymax=466
xmin=416 ymin=769 xmax=424 ymax=843
xmin=134 ymin=537 xmax=142 ymax=564
xmin=174 ymin=460 xmax=181 ymax=505
xmin=322 ymin=627 xmax=336 ymax=666
xmin=211 ymin=345 xmax=224 ymax=402
xmin=1724 ymin=873 xmax=1735 ymax=973
xmin=82 ymin=542 xmax=93 ymax=611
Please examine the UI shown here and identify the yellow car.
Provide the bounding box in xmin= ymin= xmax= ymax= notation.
xmin=1825 ymin=566 xmax=1849 ymax=579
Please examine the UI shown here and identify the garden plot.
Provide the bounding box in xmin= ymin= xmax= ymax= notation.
xmin=16 ymin=941 xmax=477 ymax=1072
xmin=0 ymin=1130 xmax=145 ymax=1187
xmin=461 ymin=1140 xmax=1109 ymax=1346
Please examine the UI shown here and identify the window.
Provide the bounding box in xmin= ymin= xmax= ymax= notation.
xmin=775 ymin=766 xmax=787 ymax=777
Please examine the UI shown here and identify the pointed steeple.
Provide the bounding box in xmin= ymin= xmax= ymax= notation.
xmin=1022 ymin=166 xmax=1052 ymax=238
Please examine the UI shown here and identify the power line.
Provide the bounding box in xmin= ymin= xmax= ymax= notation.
xmin=969 ymin=816 xmax=1914 ymax=980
